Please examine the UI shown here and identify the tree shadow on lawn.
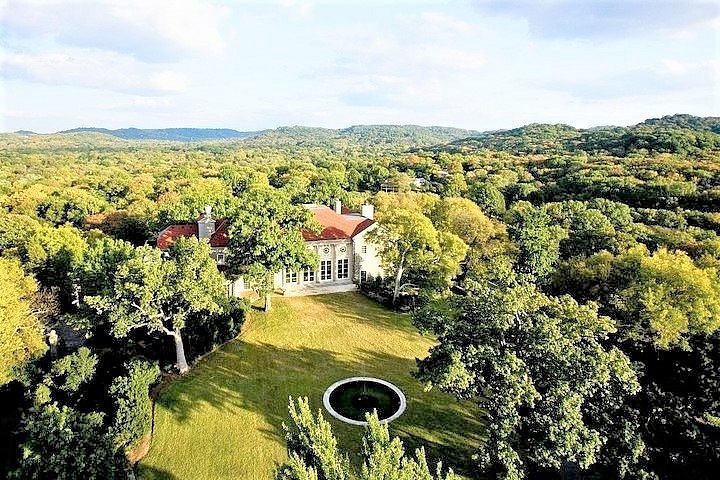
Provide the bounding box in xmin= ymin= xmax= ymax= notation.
xmin=155 ymin=340 xmax=486 ymax=477
xmin=137 ymin=465 xmax=179 ymax=480
xmin=310 ymin=293 xmax=417 ymax=333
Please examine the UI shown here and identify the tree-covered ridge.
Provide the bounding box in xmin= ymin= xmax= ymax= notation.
xmin=58 ymin=127 xmax=262 ymax=141
xmin=437 ymin=114 xmax=720 ymax=156
xmin=639 ymin=113 xmax=720 ymax=132
xmin=242 ymin=124 xmax=479 ymax=149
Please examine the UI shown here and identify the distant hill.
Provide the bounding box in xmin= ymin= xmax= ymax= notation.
xmin=431 ymin=114 xmax=720 ymax=157
xmin=637 ymin=114 xmax=720 ymax=133
xmin=245 ymin=124 xmax=479 ymax=149
xmin=58 ymin=127 xmax=261 ymax=141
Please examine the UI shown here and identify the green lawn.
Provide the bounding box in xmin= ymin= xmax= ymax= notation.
xmin=139 ymin=293 xmax=484 ymax=480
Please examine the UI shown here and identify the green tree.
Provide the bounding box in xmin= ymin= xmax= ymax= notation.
xmin=276 ymin=398 xmax=458 ymax=480
xmin=551 ymin=246 xmax=720 ymax=478
xmin=12 ymin=404 xmax=126 ymax=480
xmin=0 ymin=257 xmax=47 ymax=385
xmin=556 ymin=246 xmax=720 ymax=349
xmin=226 ymin=189 xmax=317 ymax=311
xmin=360 ymin=413 xmax=459 ymax=480
xmin=0 ymin=217 xmax=87 ymax=299
xmin=469 ymin=181 xmax=506 ymax=217
xmin=71 ymin=236 xmax=137 ymax=333
xmin=431 ymin=197 xmax=495 ymax=248
xmin=628 ymin=332 xmax=720 ymax=479
xmin=415 ymin=284 xmax=641 ymax=480
xmin=36 ymin=188 xmax=107 ymax=227
xmin=615 ymin=247 xmax=720 ymax=349
xmin=506 ymin=201 xmax=567 ymax=280
xmin=544 ymin=201 xmax=617 ymax=257
xmin=277 ymin=397 xmax=350 ymax=480
xmin=86 ymin=237 xmax=227 ymax=373
xmin=49 ymin=346 xmax=98 ymax=394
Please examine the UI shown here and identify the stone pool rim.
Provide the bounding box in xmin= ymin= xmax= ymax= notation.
xmin=322 ymin=376 xmax=407 ymax=426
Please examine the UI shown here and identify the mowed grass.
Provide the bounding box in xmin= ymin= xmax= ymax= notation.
xmin=139 ymin=293 xmax=484 ymax=480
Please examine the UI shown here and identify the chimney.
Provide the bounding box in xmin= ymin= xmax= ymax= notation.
xmin=361 ymin=204 xmax=374 ymax=220
xmin=198 ymin=205 xmax=216 ymax=240
xmin=334 ymin=199 xmax=342 ymax=214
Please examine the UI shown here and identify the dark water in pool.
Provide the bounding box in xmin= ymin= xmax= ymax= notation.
xmin=328 ymin=380 xmax=402 ymax=422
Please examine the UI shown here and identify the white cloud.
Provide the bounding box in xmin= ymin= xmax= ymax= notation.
xmin=330 ymin=31 xmax=485 ymax=74
xmin=418 ymin=12 xmax=475 ymax=35
xmin=277 ymin=0 xmax=315 ymax=18
xmin=3 ymin=0 xmax=228 ymax=61
xmin=1 ymin=49 xmax=190 ymax=95
xmin=149 ymin=71 xmax=190 ymax=93
xmin=111 ymin=0 xmax=227 ymax=58
xmin=659 ymin=59 xmax=720 ymax=77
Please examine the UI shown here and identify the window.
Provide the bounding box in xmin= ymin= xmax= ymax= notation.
xmin=285 ymin=270 xmax=298 ymax=283
xmin=320 ymin=260 xmax=332 ymax=281
xmin=303 ymin=268 xmax=315 ymax=282
xmin=361 ymin=245 xmax=367 ymax=254
xmin=216 ymin=252 xmax=226 ymax=264
xmin=337 ymin=258 xmax=349 ymax=279
xmin=360 ymin=270 xmax=367 ymax=283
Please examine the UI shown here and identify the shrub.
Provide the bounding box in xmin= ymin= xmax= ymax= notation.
xmin=184 ymin=298 xmax=247 ymax=361
xmin=109 ymin=358 xmax=160 ymax=449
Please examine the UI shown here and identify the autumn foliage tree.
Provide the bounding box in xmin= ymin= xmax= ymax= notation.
xmin=0 ymin=257 xmax=47 ymax=385
xmin=368 ymin=207 xmax=467 ymax=304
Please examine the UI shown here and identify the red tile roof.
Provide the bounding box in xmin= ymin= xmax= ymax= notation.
xmin=156 ymin=220 xmax=230 ymax=249
xmin=156 ymin=205 xmax=374 ymax=249
xmin=301 ymin=205 xmax=374 ymax=241
xmin=210 ymin=219 xmax=230 ymax=247
xmin=156 ymin=224 xmax=197 ymax=249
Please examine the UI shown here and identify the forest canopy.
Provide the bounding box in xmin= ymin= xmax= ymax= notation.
xmin=1 ymin=115 xmax=719 ymax=479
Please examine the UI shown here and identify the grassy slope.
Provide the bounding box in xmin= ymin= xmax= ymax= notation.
xmin=139 ymin=293 xmax=484 ymax=480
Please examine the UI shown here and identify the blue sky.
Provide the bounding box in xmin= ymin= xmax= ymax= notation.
xmin=0 ymin=0 xmax=718 ymax=132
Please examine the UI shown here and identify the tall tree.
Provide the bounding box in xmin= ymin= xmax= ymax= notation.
xmin=367 ymin=209 xmax=440 ymax=304
xmin=506 ymin=201 xmax=567 ymax=281
xmin=278 ymin=397 xmax=350 ymax=480
xmin=415 ymin=284 xmax=642 ymax=480
xmin=430 ymin=197 xmax=495 ymax=248
xmin=0 ymin=257 xmax=47 ymax=385
xmin=615 ymin=247 xmax=720 ymax=349
xmin=360 ymin=413 xmax=459 ymax=480
xmin=226 ymin=189 xmax=317 ymax=311
xmin=276 ymin=397 xmax=458 ymax=480
xmin=86 ymin=237 xmax=227 ymax=373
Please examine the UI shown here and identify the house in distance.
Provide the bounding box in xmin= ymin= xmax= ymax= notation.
xmin=156 ymin=201 xmax=384 ymax=296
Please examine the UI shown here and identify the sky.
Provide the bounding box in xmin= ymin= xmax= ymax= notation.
xmin=0 ymin=0 xmax=718 ymax=133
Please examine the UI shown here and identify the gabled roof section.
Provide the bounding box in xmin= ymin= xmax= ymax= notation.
xmin=210 ymin=219 xmax=230 ymax=247
xmin=156 ymin=219 xmax=230 ymax=249
xmin=157 ymin=224 xmax=197 ymax=249
xmin=302 ymin=205 xmax=375 ymax=241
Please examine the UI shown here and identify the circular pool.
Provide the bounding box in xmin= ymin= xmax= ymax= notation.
xmin=322 ymin=377 xmax=406 ymax=426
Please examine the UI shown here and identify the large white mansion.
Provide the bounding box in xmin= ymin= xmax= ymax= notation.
xmin=156 ymin=201 xmax=384 ymax=296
